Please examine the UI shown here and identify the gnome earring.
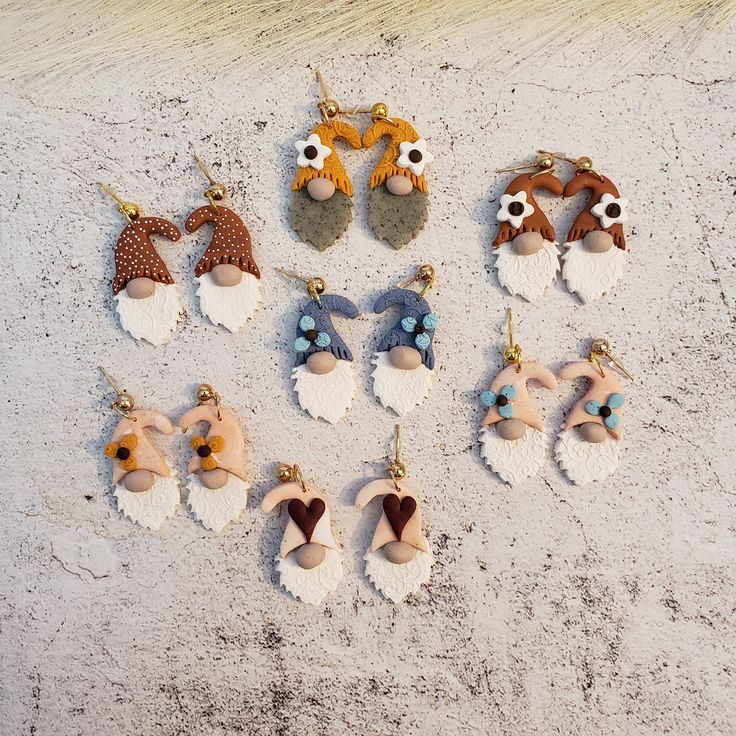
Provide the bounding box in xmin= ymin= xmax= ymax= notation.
xmin=362 ymin=102 xmax=433 ymax=249
xmin=371 ymin=264 xmax=438 ymax=416
xmin=355 ymin=425 xmax=433 ymax=602
xmin=559 ymin=155 xmax=629 ymax=303
xmin=491 ymin=152 xmax=564 ymax=302
xmin=290 ymin=71 xmax=362 ymax=251
xmin=280 ymin=269 xmax=359 ymax=424
xmin=261 ymin=463 xmax=343 ymax=605
xmin=179 ymin=384 xmax=250 ymax=532
xmin=184 ymin=154 xmax=262 ymax=331
xmin=100 ymin=368 xmax=179 ymax=530
xmin=100 ymin=183 xmax=183 ymax=345
xmin=479 ymin=309 xmax=558 ymax=484
xmin=555 ymin=338 xmax=633 ymax=485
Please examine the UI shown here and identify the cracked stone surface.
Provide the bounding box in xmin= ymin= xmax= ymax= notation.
xmin=1 ymin=25 xmax=735 ymax=736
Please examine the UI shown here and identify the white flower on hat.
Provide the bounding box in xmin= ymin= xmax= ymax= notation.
xmin=295 ymin=133 xmax=332 ymax=171
xmin=496 ymin=191 xmax=534 ymax=230
xmin=591 ymin=192 xmax=629 ymax=229
xmin=397 ymin=139 xmax=434 ymax=176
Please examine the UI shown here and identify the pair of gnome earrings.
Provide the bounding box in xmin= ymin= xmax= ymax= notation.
xmin=283 ymin=264 xmax=439 ymax=422
xmin=492 ymin=151 xmax=629 ymax=303
xmin=478 ymin=311 xmax=633 ymax=486
xmin=101 ymin=370 xmax=250 ymax=532
xmin=101 ymin=155 xmax=261 ymax=345
xmin=262 ymin=426 xmax=433 ymax=605
xmin=290 ymin=71 xmax=433 ymax=250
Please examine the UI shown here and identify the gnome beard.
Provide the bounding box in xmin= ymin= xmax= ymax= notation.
xmin=291 ymin=359 xmax=355 ymax=424
xmin=113 ymin=472 xmax=180 ymax=530
xmin=561 ymin=240 xmax=625 ymax=303
xmin=115 ymin=283 xmax=183 ymax=345
xmin=185 ymin=472 xmax=250 ymax=532
xmin=195 ymin=271 xmax=262 ymax=332
xmin=371 ymin=351 xmax=433 ymax=416
xmin=479 ymin=425 xmax=546 ymax=485
xmin=363 ymin=546 xmax=433 ymax=603
xmin=555 ymin=427 xmax=621 ymax=485
xmin=276 ymin=547 xmax=343 ymax=605
xmin=494 ymin=240 xmax=559 ymax=302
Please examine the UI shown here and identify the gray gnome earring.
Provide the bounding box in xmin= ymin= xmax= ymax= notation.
xmin=279 ymin=269 xmax=360 ymax=424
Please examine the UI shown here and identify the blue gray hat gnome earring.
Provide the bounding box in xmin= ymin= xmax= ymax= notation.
xmin=371 ymin=264 xmax=439 ymax=415
xmin=279 ymin=269 xmax=360 ymax=424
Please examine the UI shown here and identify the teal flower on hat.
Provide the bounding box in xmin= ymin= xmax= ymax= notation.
xmin=294 ymin=314 xmax=332 ymax=352
xmin=480 ymin=384 xmax=517 ymax=418
xmin=401 ymin=313 xmax=439 ymax=351
xmin=585 ymin=392 xmax=624 ymax=430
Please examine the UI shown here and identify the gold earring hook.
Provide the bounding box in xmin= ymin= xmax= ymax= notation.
xmin=196 ymin=383 xmax=222 ymax=421
xmin=193 ymin=152 xmax=227 ymax=212
xmin=99 ymin=366 xmax=137 ymax=421
xmin=277 ymin=267 xmax=326 ymax=306
xmin=588 ymin=338 xmax=634 ymax=381
xmin=387 ymin=424 xmax=407 ymax=490
xmin=275 ymin=462 xmax=307 ymax=493
xmin=502 ymin=308 xmax=523 ymax=372
xmin=99 ymin=183 xmax=141 ymax=226
xmin=496 ymin=151 xmax=556 ymax=179
xmin=550 ymin=152 xmax=605 ymax=182
xmin=400 ymin=264 xmax=436 ymax=299
xmin=315 ymin=69 xmax=340 ymax=124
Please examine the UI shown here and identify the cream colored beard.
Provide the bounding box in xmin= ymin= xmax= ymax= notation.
xmin=363 ymin=546 xmax=433 ymax=603
xmin=561 ymin=240 xmax=625 ymax=303
xmin=195 ymin=271 xmax=262 ymax=332
xmin=479 ymin=425 xmax=546 ymax=485
xmin=115 ymin=283 xmax=183 ymax=345
xmin=114 ymin=472 xmax=180 ymax=530
xmin=371 ymin=351 xmax=433 ymax=416
xmin=494 ymin=240 xmax=559 ymax=302
xmin=555 ymin=427 xmax=621 ymax=485
xmin=291 ymin=359 xmax=356 ymax=424
xmin=185 ymin=473 xmax=250 ymax=532
xmin=276 ymin=547 xmax=343 ymax=605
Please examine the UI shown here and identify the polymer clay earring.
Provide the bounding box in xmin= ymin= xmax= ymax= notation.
xmin=560 ymin=155 xmax=629 ymax=303
xmin=362 ymin=102 xmax=434 ymax=249
xmin=100 ymin=368 xmax=179 ymax=530
xmin=179 ymin=384 xmax=249 ymax=532
xmin=100 ymin=183 xmax=183 ymax=345
xmin=491 ymin=152 xmax=564 ymax=302
xmin=185 ymin=155 xmax=262 ymax=331
xmin=355 ymin=426 xmax=433 ymax=602
xmin=479 ymin=309 xmax=558 ymax=484
xmin=555 ymin=338 xmax=633 ymax=485
xmin=290 ymin=72 xmax=362 ymax=251
xmin=280 ymin=269 xmax=359 ymax=424
xmin=261 ymin=463 xmax=343 ymax=605
xmin=371 ymin=264 xmax=438 ymax=416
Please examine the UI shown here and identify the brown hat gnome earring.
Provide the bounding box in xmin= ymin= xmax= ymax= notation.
xmin=100 ymin=183 xmax=183 ymax=345
xmin=185 ymin=154 xmax=262 ymax=332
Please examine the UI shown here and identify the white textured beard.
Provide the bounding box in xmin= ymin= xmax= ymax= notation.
xmin=363 ymin=547 xmax=433 ymax=603
xmin=185 ymin=473 xmax=250 ymax=532
xmin=115 ymin=283 xmax=183 ymax=345
xmin=479 ymin=426 xmax=546 ymax=485
xmin=561 ymin=240 xmax=625 ymax=303
xmin=114 ymin=472 xmax=180 ymax=530
xmin=494 ymin=240 xmax=559 ymax=302
xmin=196 ymin=271 xmax=262 ymax=332
xmin=554 ymin=428 xmax=621 ymax=485
xmin=276 ymin=547 xmax=343 ymax=605
xmin=292 ymin=359 xmax=355 ymax=424
xmin=371 ymin=351 xmax=433 ymax=416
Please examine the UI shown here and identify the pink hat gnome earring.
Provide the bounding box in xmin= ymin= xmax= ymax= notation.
xmin=491 ymin=152 xmax=564 ymax=302
xmin=355 ymin=426 xmax=433 ymax=602
xmin=179 ymin=384 xmax=250 ymax=532
xmin=261 ymin=463 xmax=343 ymax=605
xmin=100 ymin=368 xmax=179 ymax=529
xmin=479 ymin=309 xmax=558 ymax=484
xmin=100 ymin=183 xmax=183 ymax=345
xmin=185 ymin=155 xmax=262 ymax=331
xmin=555 ymin=338 xmax=634 ymax=485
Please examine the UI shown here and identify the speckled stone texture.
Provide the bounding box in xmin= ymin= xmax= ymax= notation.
xmin=1 ymin=27 xmax=736 ymax=736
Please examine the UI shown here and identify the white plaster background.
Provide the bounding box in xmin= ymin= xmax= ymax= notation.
xmin=1 ymin=24 xmax=735 ymax=736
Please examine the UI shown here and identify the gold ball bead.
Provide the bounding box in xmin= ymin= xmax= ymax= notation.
xmin=120 ymin=203 xmax=140 ymax=222
xmin=388 ymin=461 xmax=406 ymax=480
xmin=206 ymin=183 xmax=227 ymax=201
xmin=537 ymin=154 xmax=554 ymax=170
xmin=591 ymin=337 xmax=609 ymax=354
xmin=310 ymin=277 xmax=326 ymax=295
xmin=371 ymin=102 xmax=389 ymax=120
xmin=577 ymin=156 xmax=593 ymax=171
xmin=196 ymin=384 xmax=215 ymax=403
xmin=418 ymin=264 xmax=435 ymax=283
xmin=116 ymin=393 xmax=135 ymax=412
xmin=275 ymin=464 xmax=294 ymax=483
xmin=321 ymin=99 xmax=339 ymax=118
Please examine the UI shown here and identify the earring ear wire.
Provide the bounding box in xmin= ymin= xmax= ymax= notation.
xmin=99 ymin=366 xmax=137 ymax=420
xmin=588 ymin=338 xmax=634 ymax=381
xmin=502 ymin=308 xmax=523 ymax=372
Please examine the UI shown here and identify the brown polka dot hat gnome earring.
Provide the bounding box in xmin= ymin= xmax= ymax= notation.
xmin=290 ymin=71 xmax=362 ymax=251
xmin=185 ymin=155 xmax=262 ymax=331
xmin=261 ymin=463 xmax=343 ymax=605
xmin=491 ymin=151 xmax=564 ymax=302
xmin=99 ymin=368 xmax=179 ymax=530
xmin=478 ymin=309 xmax=558 ymax=485
xmin=555 ymin=338 xmax=634 ymax=485
xmin=355 ymin=426 xmax=434 ymax=602
xmin=179 ymin=383 xmax=250 ymax=532
xmin=362 ymin=101 xmax=434 ymax=249
xmin=100 ymin=183 xmax=183 ymax=345
xmin=559 ymin=154 xmax=629 ymax=303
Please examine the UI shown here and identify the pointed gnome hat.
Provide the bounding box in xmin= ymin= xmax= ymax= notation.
xmin=185 ymin=205 xmax=261 ymax=278
xmin=105 ymin=409 xmax=175 ymax=484
xmin=374 ymin=288 xmax=438 ymax=370
xmin=180 ymin=404 xmax=247 ymax=481
xmin=564 ymin=173 xmax=626 ymax=249
xmin=362 ymin=118 xmax=428 ymax=193
xmin=492 ymin=172 xmax=564 ymax=247
xmin=112 ymin=217 xmax=181 ymax=294
xmin=294 ymin=294 xmax=359 ymax=367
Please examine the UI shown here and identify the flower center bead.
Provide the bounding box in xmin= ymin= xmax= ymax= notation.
xmin=304 ymin=145 xmax=318 ymax=160
xmin=304 ymin=329 xmax=319 ymax=342
xmin=599 ymin=405 xmax=612 ymax=418
xmin=497 ymin=395 xmax=509 ymax=407
xmin=414 ymin=324 xmax=426 ymax=334
xmin=605 ymin=203 xmax=621 ymax=218
xmin=508 ymin=201 xmax=524 ymax=217
xmin=197 ymin=445 xmax=212 ymax=458
xmin=116 ymin=447 xmax=131 ymax=460
xmin=408 ymin=149 xmax=423 ymax=163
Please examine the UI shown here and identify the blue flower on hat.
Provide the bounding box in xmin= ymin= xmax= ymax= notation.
xmin=401 ymin=313 xmax=439 ymax=351
xmin=480 ymin=384 xmax=517 ymax=418
xmin=585 ymin=392 xmax=624 ymax=430
xmin=294 ymin=314 xmax=332 ymax=352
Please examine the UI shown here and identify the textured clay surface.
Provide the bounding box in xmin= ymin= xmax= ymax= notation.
xmin=367 ymin=184 xmax=429 ymax=249
xmin=289 ymin=187 xmax=353 ymax=251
